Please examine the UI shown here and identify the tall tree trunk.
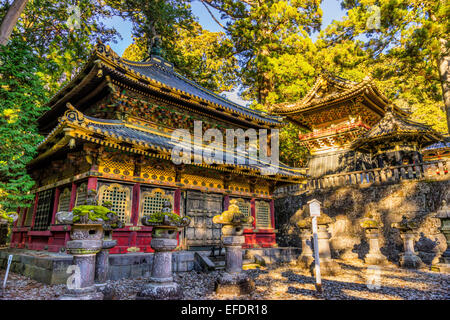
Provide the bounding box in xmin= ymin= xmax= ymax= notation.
xmin=0 ymin=0 xmax=29 ymax=45
xmin=438 ymin=38 xmax=450 ymax=134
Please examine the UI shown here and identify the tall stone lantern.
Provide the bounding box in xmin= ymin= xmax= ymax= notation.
xmin=359 ymin=214 xmax=389 ymax=265
xmin=95 ymin=201 xmax=123 ymax=287
xmin=434 ymin=200 xmax=450 ymax=273
xmin=213 ymin=199 xmax=255 ymax=295
xmin=136 ymin=201 xmax=190 ymax=300
xmin=56 ymin=204 xmax=120 ymax=300
xmin=392 ymin=216 xmax=424 ymax=269
xmin=296 ymin=218 xmax=314 ymax=269
xmin=313 ymin=214 xmax=341 ymax=276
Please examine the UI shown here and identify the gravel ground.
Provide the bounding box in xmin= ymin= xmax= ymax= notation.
xmin=0 ymin=260 xmax=448 ymax=300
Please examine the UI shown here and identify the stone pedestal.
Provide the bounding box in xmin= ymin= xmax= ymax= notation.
xmin=95 ymin=238 xmax=117 ymax=287
xmin=297 ymin=230 xmax=314 ymax=269
xmin=59 ymin=224 xmax=104 ymax=300
xmin=215 ymin=236 xmax=255 ymax=295
xmin=364 ymin=229 xmax=389 ymax=265
xmin=433 ymin=202 xmax=450 ymax=273
xmin=399 ymin=232 xmax=424 ymax=269
xmin=313 ymin=225 xmax=341 ymax=276
xmin=136 ymin=236 xmax=182 ymax=300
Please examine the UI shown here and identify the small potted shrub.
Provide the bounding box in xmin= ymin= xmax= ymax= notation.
xmin=141 ymin=200 xmax=190 ymax=239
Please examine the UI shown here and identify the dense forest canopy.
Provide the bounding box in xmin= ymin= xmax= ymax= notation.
xmin=0 ymin=0 xmax=448 ymax=210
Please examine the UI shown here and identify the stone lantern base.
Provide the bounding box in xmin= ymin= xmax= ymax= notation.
xmin=312 ymin=259 xmax=341 ymax=277
xmin=399 ymin=252 xmax=424 ymax=269
xmin=297 ymin=231 xmax=314 ymax=269
xmin=136 ymin=281 xmax=182 ymax=300
xmin=59 ymin=286 xmax=104 ymax=300
xmin=215 ymin=235 xmax=255 ymax=296
xmin=215 ymin=272 xmax=255 ymax=296
xmin=136 ymin=236 xmax=183 ymax=300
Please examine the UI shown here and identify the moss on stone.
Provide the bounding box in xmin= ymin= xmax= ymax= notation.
xmin=142 ymin=211 xmax=190 ymax=225
xmin=72 ymin=205 xmax=118 ymax=226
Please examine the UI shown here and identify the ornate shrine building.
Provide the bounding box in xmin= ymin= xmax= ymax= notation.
xmin=269 ymin=73 xmax=407 ymax=177
xmin=10 ymin=41 xmax=305 ymax=254
xmin=423 ymin=138 xmax=450 ymax=161
xmin=351 ymin=109 xmax=443 ymax=167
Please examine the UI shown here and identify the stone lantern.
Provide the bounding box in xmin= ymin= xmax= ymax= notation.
xmin=313 ymin=214 xmax=341 ymax=276
xmin=359 ymin=214 xmax=389 ymax=265
xmin=213 ymin=199 xmax=255 ymax=295
xmin=296 ymin=218 xmax=314 ymax=269
xmin=0 ymin=210 xmax=18 ymax=246
xmin=433 ymin=200 xmax=450 ymax=273
xmin=136 ymin=200 xmax=190 ymax=300
xmin=392 ymin=216 xmax=424 ymax=269
xmin=56 ymin=204 xmax=120 ymax=300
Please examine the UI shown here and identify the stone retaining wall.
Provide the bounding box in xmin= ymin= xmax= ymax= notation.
xmin=275 ymin=180 xmax=449 ymax=265
xmin=0 ymin=247 xmax=299 ymax=285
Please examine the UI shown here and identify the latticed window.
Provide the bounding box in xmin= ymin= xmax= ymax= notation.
xmin=140 ymin=188 xmax=173 ymax=224
xmin=255 ymin=201 xmax=271 ymax=229
xmin=75 ymin=183 xmax=87 ymax=206
xmin=33 ymin=189 xmax=54 ymax=231
xmin=98 ymin=183 xmax=131 ymax=224
xmin=233 ymin=198 xmax=252 ymax=227
xmin=57 ymin=188 xmax=72 ymax=213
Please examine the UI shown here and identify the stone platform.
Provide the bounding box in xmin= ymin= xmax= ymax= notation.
xmin=0 ymin=247 xmax=300 ymax=285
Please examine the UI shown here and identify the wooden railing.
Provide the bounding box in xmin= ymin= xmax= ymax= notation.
xmin=274 ymin=159 xmax=450 ymax=196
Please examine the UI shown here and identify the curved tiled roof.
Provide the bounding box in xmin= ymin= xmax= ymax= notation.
xmin=37 ymin=104 xmax=305 ymax=180
xmin=120 ymin=57 xmax=280 ymax=124
xmin=351 ymin=110 xmax=444 ymax=152
xmin=269 ymin=73 xmax=390 ymax=114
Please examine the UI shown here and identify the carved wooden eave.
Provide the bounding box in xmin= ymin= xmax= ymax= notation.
xmin=268 ymin=73 xmax=402 ymax=130
xmin=351 ymin=110 xmax=445 ymax=153
xmin=31 ymin=104 xmax=307 ymax=183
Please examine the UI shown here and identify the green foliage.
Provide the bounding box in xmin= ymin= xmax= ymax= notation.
xmin=72 ymin=205 xmax=117 ymax=224
xmin=108 ymin=0 xmax=194 ymax=57
xmin=0 ymin=37 xmax=48 ymax=211
xmin=0 ymin=0 xmax=119 ymax=93
xmin=279 ymin=123 xmax=309 ymax=167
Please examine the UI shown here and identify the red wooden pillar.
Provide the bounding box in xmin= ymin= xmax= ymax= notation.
xmin=20 ymin=206 xmax=28 ymax=226
xmin=69 ymin=182 xmax=77 ymax=211
xmin=269 ymin=199 xmax=276 ymax=247
xmin=174 ymin=188 xmax=181 ymax=215
xmin=250 ymin=198 xmax=256 ymax=229
xmin=50 ymin=187 xmax=61 ymax=225
xmin=130 ymin=183 xmax=141 ymax=250
xmin=87 ymin=177 xmax=98 ymax=192
xmin=173 ymin=188 xmax=181 ymax=248
xmin=130 ymin=183 xmax=141 ymax=225
xmin=224 ymin=195 xmax=230 ymax=211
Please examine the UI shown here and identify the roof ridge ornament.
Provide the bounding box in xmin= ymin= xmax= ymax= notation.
xmin=61 ymin=102 xmax=85 ymax=124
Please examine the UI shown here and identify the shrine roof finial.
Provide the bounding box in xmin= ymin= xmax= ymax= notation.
xmin=150 ymin=35 xmax=163 ymax=57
